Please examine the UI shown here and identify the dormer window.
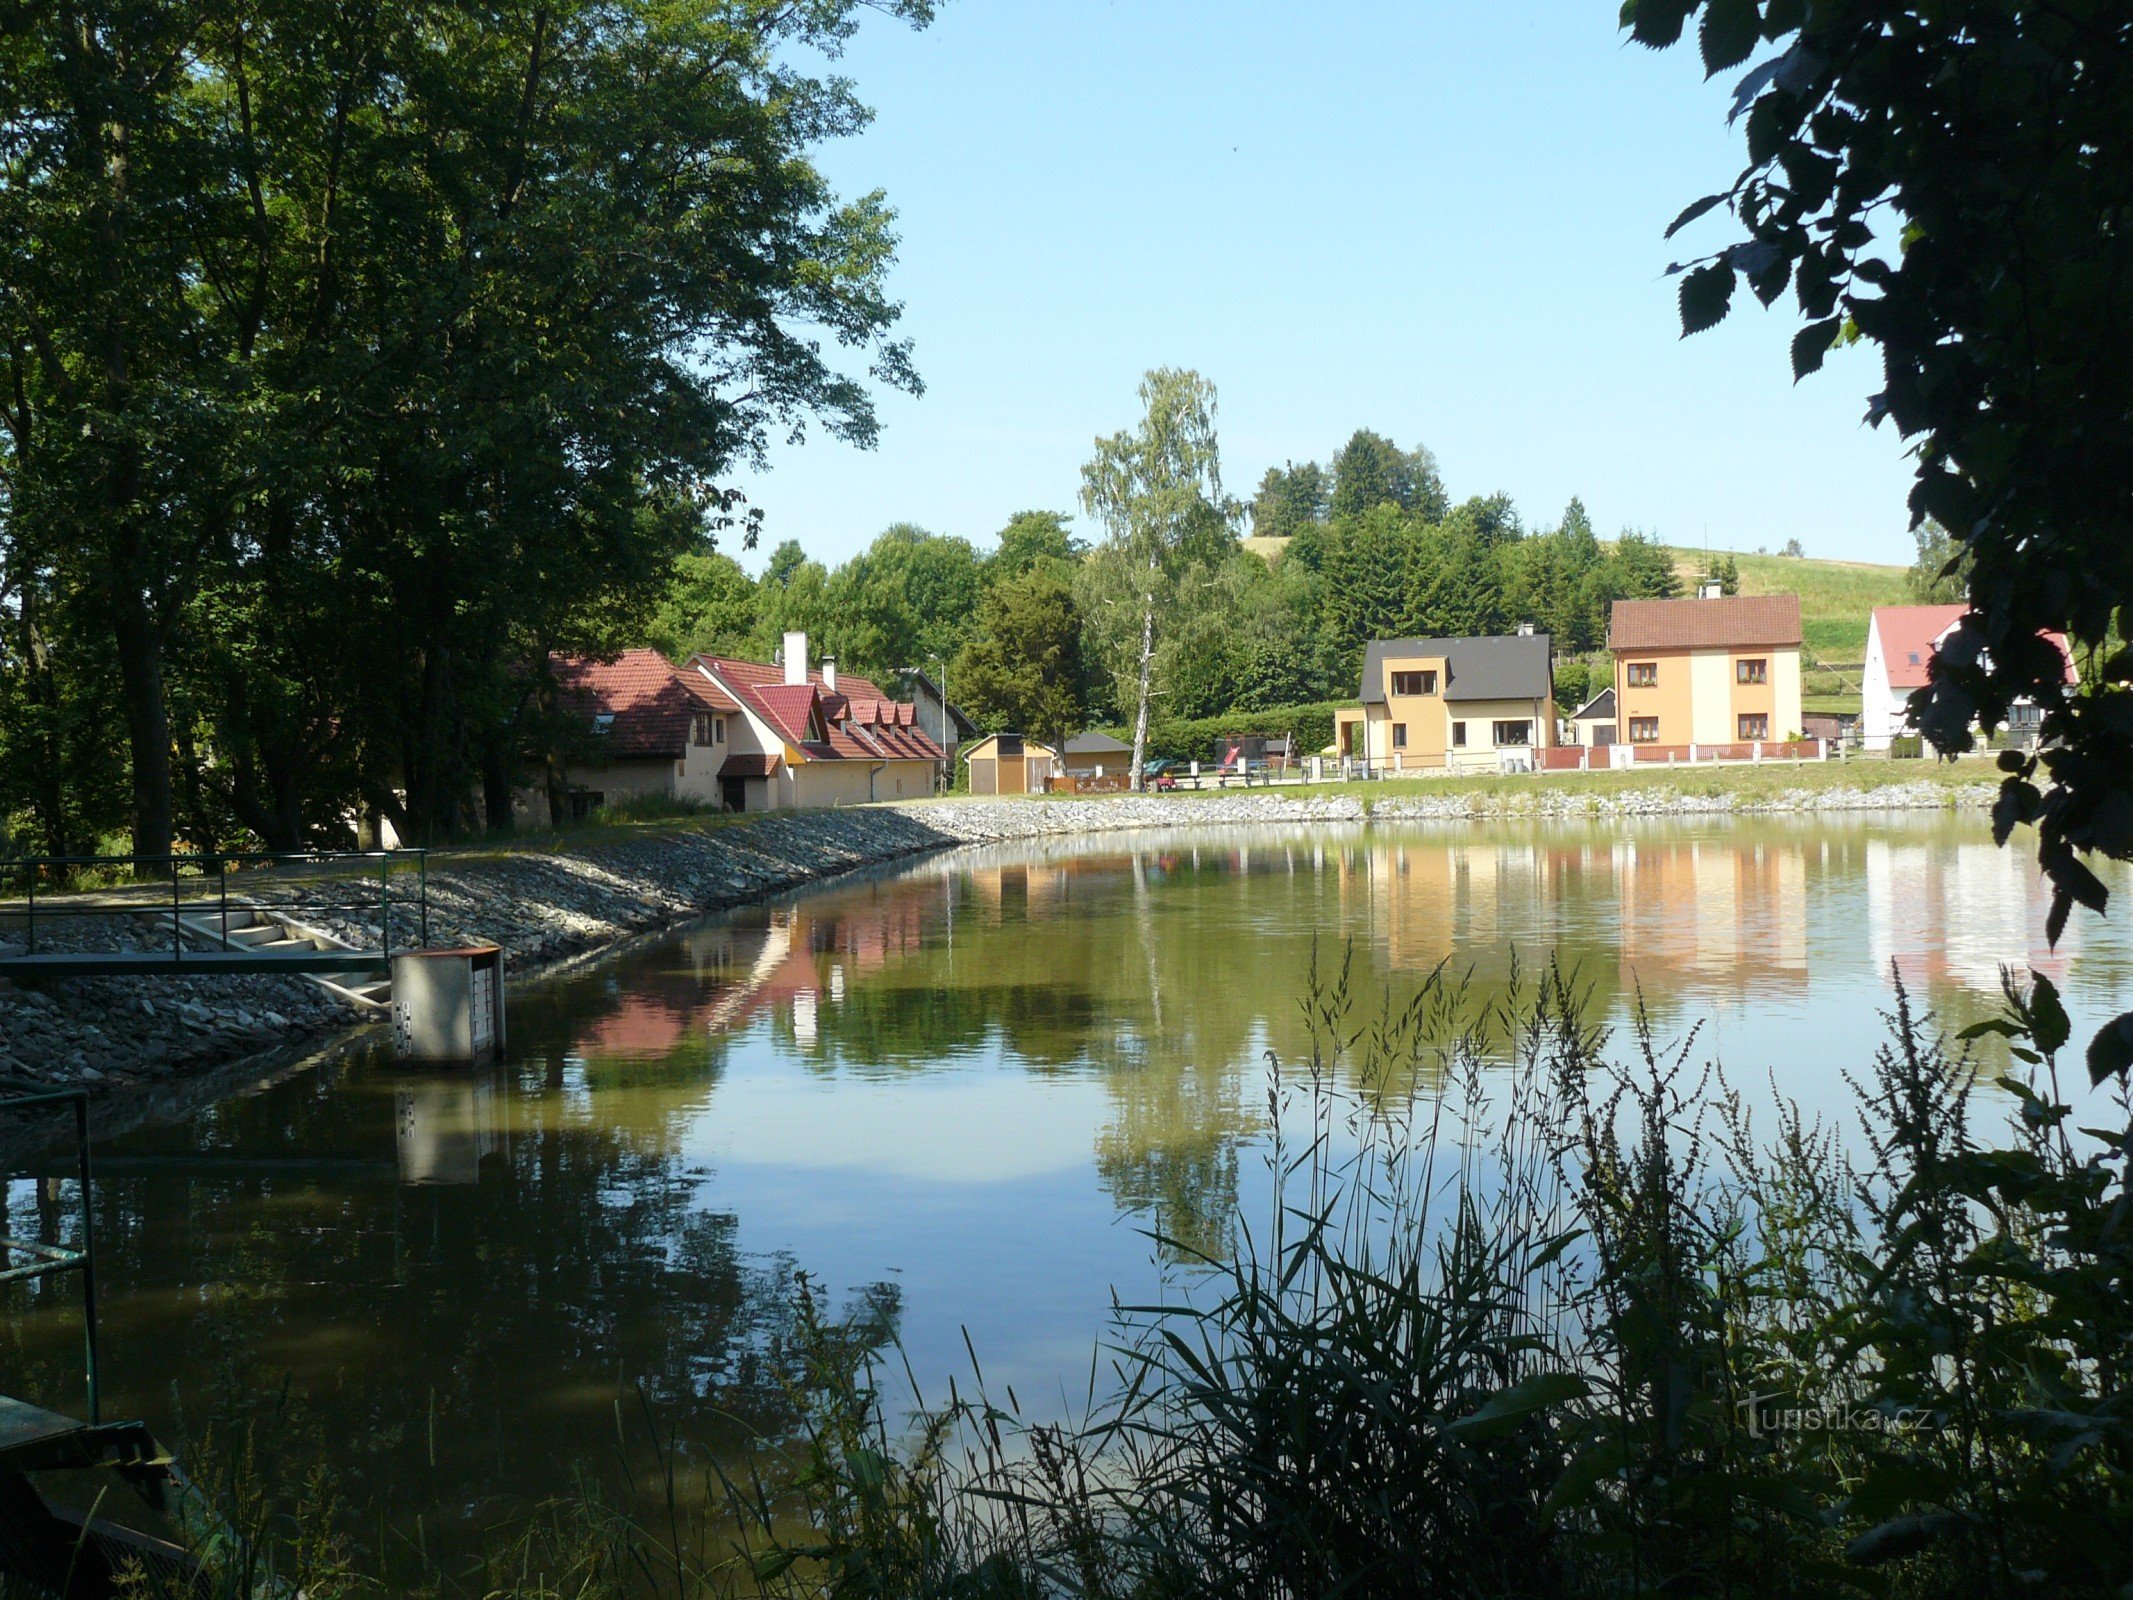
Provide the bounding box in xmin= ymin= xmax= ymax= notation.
xmin=592 ymin=713 xmax=616 ymax=735
xmin=1389 ymin=670 xmax=1438 ymax=696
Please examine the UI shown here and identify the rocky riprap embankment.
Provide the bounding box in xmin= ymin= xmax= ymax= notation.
xmin=0 ymin=779 xmax=1992 ymax=1097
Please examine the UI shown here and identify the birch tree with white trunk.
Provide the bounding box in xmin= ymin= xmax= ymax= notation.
xmin=1078 ymin=370 xmax=1236 ymax=790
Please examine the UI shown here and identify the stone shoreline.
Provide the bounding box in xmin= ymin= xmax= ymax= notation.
xmin=0 ymin=779 xmax=1993 ymax=1105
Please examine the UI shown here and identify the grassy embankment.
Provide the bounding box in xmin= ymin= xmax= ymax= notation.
xmin=937 ymin=751 xmax=1994 ymax=810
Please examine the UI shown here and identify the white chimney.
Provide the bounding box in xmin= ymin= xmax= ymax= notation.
xmin=821 ymin=657 xmax=837 ymax=693
xmin=1698 ymin=580 xmax=1724 ymax=599
xmin=782 ymin=630 xmax=808 ymax=686
xmin=1516 ymin=620 xmax=1535 ymax=636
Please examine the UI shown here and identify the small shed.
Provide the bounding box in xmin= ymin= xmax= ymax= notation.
xmin=1569 ymin=686 xmax=1617 ymax=747
xmin=963 ymin=733 xmax=1059 ymax=796
xmin=1061 ymin=731 xmax=1133 ymax=777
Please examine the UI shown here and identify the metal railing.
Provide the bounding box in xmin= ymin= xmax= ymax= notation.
xmin=0 ymin=1088 xmax=101 ymax=1423
xmin=0 ymin=849 xmax=429 ymax=961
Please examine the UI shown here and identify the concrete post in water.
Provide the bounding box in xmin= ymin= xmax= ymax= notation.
xmin=392 ymin=945 xmax=507 ymax=1062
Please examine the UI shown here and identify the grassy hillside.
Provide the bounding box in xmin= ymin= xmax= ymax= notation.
xmin=1668 ymin=548 xmax=1909 ymax=660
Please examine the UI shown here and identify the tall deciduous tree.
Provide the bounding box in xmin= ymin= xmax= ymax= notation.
xmin=1626 ymin=0 xmax=2133 ymax=1072
xmin=989 ymin=510 xmax=1082 ymax=578
xmin=0 ymin=0 xmax=931 ymax=850
xmin=1079 ymin=370 xmax=1236 ymax=790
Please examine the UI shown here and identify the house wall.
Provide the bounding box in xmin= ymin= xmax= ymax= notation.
xmin=1861 ymin=619 xmax=1908 ymax=749
xmin=1616 ymin=646 xmax=1801 ymax=746
xmin=675 ymin=715 xmax=730 ymax=803
xmin=1444 ymin=697 xmax=1553 ymax=771
xmin=1376 ymin=652 xmax=1452 ymax=762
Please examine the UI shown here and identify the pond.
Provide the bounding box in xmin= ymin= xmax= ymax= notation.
xmin=4 ymin=813 xmax=2128 ymax=1554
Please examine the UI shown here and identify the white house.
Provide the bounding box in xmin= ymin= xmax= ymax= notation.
xmin=1862 ymin=605 xmax=2076 ymax=751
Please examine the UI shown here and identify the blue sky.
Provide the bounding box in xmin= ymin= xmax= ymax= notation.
xmin=731 ymin=1 xmax=1919 ymax=571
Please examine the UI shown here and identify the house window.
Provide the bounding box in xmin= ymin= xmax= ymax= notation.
xmin=1389 ymin=670 xmax=1437 ymax=696
xmin=1493 ymin=720 xmax=1532 ymax=746
xmin=1451 ymin=721 xmax=1468 ymax=748
xmin=714 ymin=716 xmax=725 ymax=744
xmin=1391 ymin=723 xmax=1408 ymax=749
xmin=1625 ymin=662 xmax=1658 ymax=688
xmin=1738 ymin=713 xmax=1769 ymax=741
xmin=1736 ymin=658 xmax=1768 ymax=685
xmin=1629 ymin=718 xmax=1660 ymax=743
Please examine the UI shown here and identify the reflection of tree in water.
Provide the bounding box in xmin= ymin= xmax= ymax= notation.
xmin=0 ymin=1057 xmax=898 ymax=1577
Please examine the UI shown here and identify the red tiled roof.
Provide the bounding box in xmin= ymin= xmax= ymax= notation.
xmin=1872 ymin=604 xmax=1968 ymax=689
xmin=751 ymin=683 xmax=824 ymax=745
xmin=1609 ymin=594 xmax=1803 ymax=652
xmin=550 ymin=649 xmax=708 ymax=758
xmin=720 ymin=753 xmax=780 ymax=778
xmin=677 ymin=673 xmax=741 ymax=712
xmin=688 ymin=655 xmax=942 ymax=765
xmin=1872 ymin=605 xmax=2077 ymax=690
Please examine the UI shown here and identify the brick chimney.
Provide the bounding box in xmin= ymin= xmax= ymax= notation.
xmin=782 ymin=631 xmax=808 ymax=686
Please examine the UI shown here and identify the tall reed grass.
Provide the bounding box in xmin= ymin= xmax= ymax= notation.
xmin=56 ymin=950 xmax=2133 ymax=1599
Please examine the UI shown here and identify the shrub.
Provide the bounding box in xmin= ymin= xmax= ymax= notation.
xmin=1888 ymin=734 xmax=1925 ymax=759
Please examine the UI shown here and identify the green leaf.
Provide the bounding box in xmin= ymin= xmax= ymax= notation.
xmin=1791 ymin=316 xmax=1840 ymax=379
xmin=2027 ymin=970 xmax=2070 ymax=1057
xmin=1445 ymin=1371 xmax=1590 ymax=1440
xmin=1700 ymin=0 xmax=1761 ymax=74
xmin=2088 ymin=1011 xmax=2133 ymax=1087
xmin=1665 ymin=192 xmax=1728 ymax=239
xmin=1679 ymin=263 xmax=1736 ymax=334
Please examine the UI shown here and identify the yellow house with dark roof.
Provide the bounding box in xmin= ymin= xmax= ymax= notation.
xmin=1333 ymin=632 xmax=1557 ymax=774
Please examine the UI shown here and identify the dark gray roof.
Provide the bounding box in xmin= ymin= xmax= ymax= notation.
xmin=1064 ymin=731 xmax=1133 ymax=755
xmin=1359 ymin=634 xmax=1553 ymax=704
xmin=1572 ymin=686 xmax=1616 ymax=721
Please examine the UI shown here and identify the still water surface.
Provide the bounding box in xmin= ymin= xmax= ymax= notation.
xmin=4 ymin=815 xmax=2128 ymax=1538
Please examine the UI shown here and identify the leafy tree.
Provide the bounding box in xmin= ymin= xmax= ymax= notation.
xmin=824 ymin=524 xmax=983 ymax=683
xmin=1907 ymin=520 xmax=1967 ymax=603
xmin=648 ymin=551 xmax=760 ymax=662
xmin=952 ymin=566 xmax=1086 ymax=748
xmin=989 ymin=511 xmax=1082 ymax=579
xmin=1328 ymin=431 xmax=1449 ymax=520
xmin=1627 ymin=0 xmax=2133 ymax=1070
xmin=1780 ymin=538 xmax=1805 ymax=559
xmin=1079 ymin=369 xmax=1237 ymax=788
xmin=0 ymin=0 xmax=931 ymax=850
xmin=1249 ymin=462 xmax=1330 ymax=539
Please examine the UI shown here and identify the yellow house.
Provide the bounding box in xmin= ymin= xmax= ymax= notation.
xmin=1608 ymin=592 xmax=1804 ymax=748
xmin=1333 ymin=632 xmax=1557 ymax=775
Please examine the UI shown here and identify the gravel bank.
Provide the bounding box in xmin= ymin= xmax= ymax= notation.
xmin=1 ymin=779 xmax=1992 ymax=1100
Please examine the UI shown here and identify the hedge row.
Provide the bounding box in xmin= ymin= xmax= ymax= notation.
xmin=1107 ymin=702 xmax=1345 ymax=766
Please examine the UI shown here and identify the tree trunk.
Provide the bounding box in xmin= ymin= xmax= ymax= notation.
xmin=1128 ymin=562 xmax=1157 ymax=793
xmin=482 ymin=749 xmax=516 ymax=835
xmin=109 ymin=587 xmax=174 ymax=862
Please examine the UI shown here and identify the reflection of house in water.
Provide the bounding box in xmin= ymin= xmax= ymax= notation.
xmin=396 ymin=1073 xmax=508 ymax=1184
xmin=1616 ymin=838 xmax=1807 ymax=984
xmin=1867 ymin=838 xmax=2069 ymax=992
